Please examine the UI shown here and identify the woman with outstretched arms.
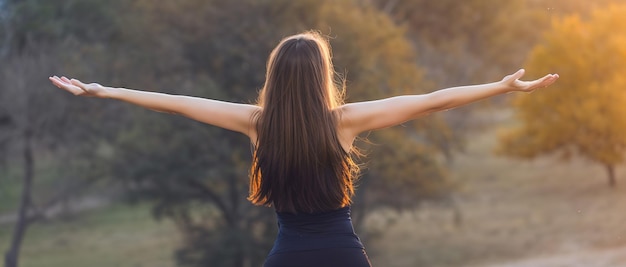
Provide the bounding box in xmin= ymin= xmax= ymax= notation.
xmin=50 ymin=31 xmax=558 ymax=267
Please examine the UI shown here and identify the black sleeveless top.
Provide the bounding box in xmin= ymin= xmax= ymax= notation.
xmin=268 ymin=206 xmax=364 ymax=255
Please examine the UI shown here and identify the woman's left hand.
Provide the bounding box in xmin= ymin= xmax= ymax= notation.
xmin=501 ymin=69 xmax=559 ymax=92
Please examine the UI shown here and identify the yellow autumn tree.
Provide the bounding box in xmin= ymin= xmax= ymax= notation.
xmin=498 ymin=4 xmax=626 ymax=187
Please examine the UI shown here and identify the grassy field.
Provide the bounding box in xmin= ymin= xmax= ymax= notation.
xmin=2 ymin=110 xmax=626 ymax=267
xmin=368 ymin=112 xmax=626 ymax=267
xmin=0 ymin=168 xmax=25 ymax=214
xmin=0 ymin=202 xmax=179 ymax=267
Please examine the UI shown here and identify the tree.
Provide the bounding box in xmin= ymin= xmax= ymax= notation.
xmin=2 ymin=1 xmax=130 ymax=266
xmin=308 ymin=0 xmax=458 ymax=233
xmin=527 ymin=0 xmax=626 ymax=17
xmin=497 ymin=4 xmax=626 ymax=187
xmin=372 ymin=0 xmax=548 ymax=86
xmin=370 ymin=0 xmax=553 ymax=157
xmin=0 ymin=48 xmax=91 ymax=267
xmin=0 ymin=0 xmax=459 ymax=266
xmin=105 ymin=1 xmax=458 ymax=266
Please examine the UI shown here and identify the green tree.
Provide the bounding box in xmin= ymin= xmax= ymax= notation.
xmin=498 ymin=4 xmax=626 ymax=187
xmin=1 ymin=1 xmax=131 ymax=266
xmin=0 ymin=47 xmax=113 ymax=267
xmin=107 ymin=0 xmax=457 ymax=266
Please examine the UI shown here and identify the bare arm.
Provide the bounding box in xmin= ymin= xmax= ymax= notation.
xmin=340 ymin=69 xmax=559 ymax=137
xmin=49 ymin=76 xmax=259 ymax=136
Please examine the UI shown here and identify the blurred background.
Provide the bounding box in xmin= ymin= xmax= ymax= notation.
xmin=1 ymin=0 xmax=626 ymax=266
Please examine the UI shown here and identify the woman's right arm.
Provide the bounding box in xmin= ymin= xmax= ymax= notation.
xmin=49 ymin=76 xmax=259 ymax=136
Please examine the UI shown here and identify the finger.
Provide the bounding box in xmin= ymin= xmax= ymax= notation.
xmin=533 ymin=74 xmax=552 ymax=85
xmin=542 ymin=74 xmax=559 ymax=87
xmin=70 ymin=78 xmax=87 ymax=89
xmin=50 ymin=76 xmax=66 ymax=86
xmin=540 ymin=74 xmax=559 ymax=85
xmin=51 ymin=76 xmax=70 ymax=86
xmin=530 ymin=74 xmax=558 ymax=89
xmin=61 ymin=76 xmax=72 ymax=83
xmin=509 ymin=69 xmax=525 ymax=81
xmin=49 ymin=77 xmax=62 ymax=88
xmin=50 ymin=77 xmax=84 ymax=95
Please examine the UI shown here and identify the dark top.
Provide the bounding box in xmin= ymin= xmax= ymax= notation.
xmin=268 ymin=206 xmax=364 ymax=256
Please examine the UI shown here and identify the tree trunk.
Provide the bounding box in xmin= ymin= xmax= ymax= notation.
xmin=4 ymin=130 xmax=33 ymax=267
xmin=606 ymin=164 xmax=616 ymax=187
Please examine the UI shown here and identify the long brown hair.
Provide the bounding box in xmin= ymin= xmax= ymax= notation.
xmin=248 ymin=31 xmax=359 ymax=213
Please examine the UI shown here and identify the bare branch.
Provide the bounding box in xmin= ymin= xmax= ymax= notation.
xmin=180 ymin=177 xmax=236 ymax=225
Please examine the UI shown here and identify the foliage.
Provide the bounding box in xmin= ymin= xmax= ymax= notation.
xmin=528 ymin=0 xmax=626 ymax=17
xmin=305 ymin=0 xmax=456 ymax=212
xmin=497 ymin=4 xmax=626 ymax=186
xmin=372 ymin=0 xmax=549 ymax=85
xmin=104 ymin=0 xmax=457 ymax=266
xmin=5 ymin=0 xmax=626 ymax=266
xmin=369 ymin=0 xmax=556 ymax=155
xmin=0 ymin=1 xmax=141 ymax=266
xmin=4 ymin=0 xmax=581 ymax=266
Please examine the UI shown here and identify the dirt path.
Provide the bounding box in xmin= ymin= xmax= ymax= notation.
xmin=479 ymin=246 xmax=626 ymax=267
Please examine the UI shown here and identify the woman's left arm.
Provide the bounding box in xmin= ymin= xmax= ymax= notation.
xmin=339 ymin=69 xmax=559 ymax=136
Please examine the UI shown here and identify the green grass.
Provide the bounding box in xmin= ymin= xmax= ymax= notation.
xmin=0 ymin=202 xmax=178 ymax=267
xmin=0 ymin=167 xmax=24 ymax=214
xmin=1 ymin=159 xmax=71 ymax=214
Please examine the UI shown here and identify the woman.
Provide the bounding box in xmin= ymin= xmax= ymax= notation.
xmin=49 ymin=31 xmax=558 ymax=267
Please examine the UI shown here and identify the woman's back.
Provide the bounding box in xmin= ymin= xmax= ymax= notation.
xmin=240 ymin=32 xmax=373 ymax=266
xmin=248 ymin=32 xmax=359 ymax=214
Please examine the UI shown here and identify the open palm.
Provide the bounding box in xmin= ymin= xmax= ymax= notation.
xmin=49 ymin=76 xmax=106 ymax=97
xmin=502 ymin=69 xmax=559 ymax=92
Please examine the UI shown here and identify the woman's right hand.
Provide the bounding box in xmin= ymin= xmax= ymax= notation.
xmin=49 ymin=76 xmax=108 ymax=98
